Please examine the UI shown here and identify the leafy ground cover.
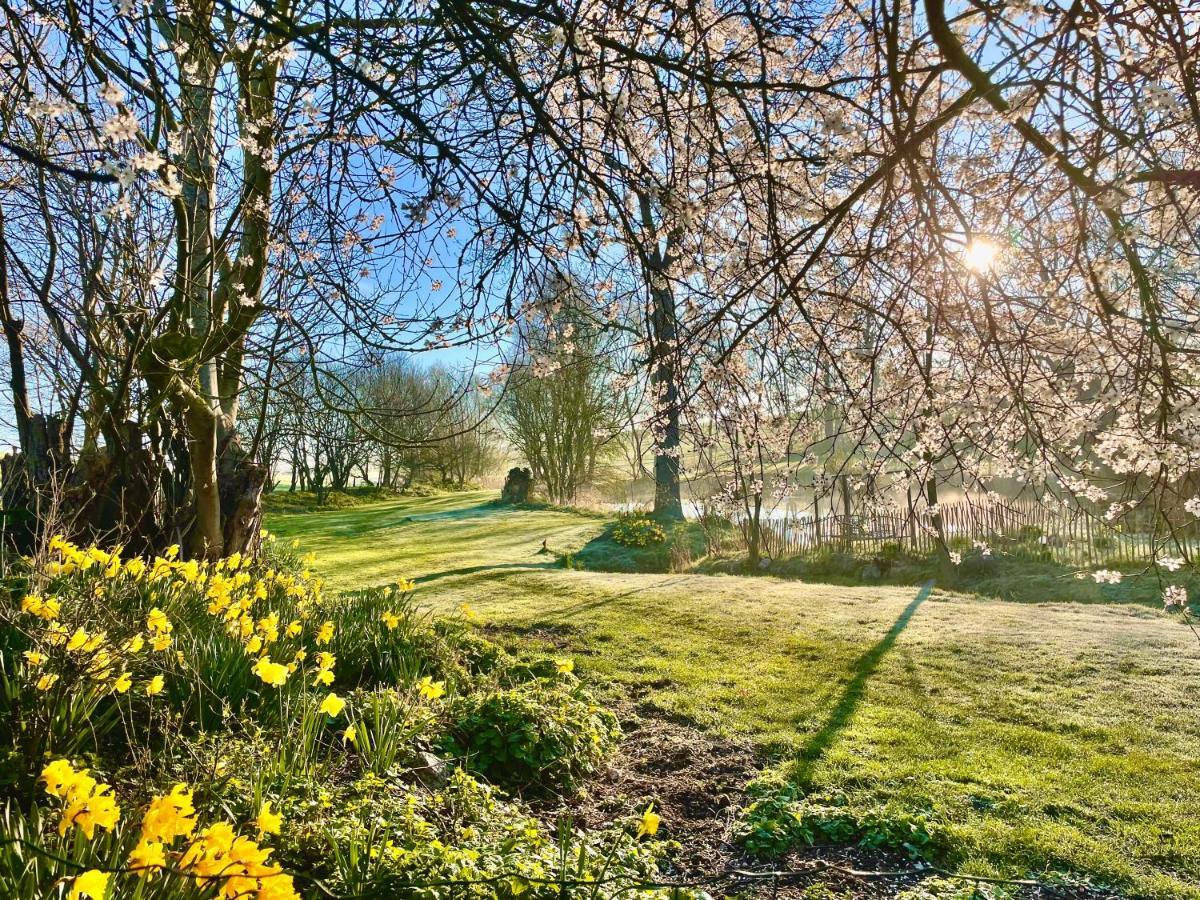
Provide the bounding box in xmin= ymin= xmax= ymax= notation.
xmin=267 ymin=492 xmax=1200 ymax=898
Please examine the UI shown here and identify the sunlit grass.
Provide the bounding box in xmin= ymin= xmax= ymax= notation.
xmin=268 ymin=491 xmax=1200 ymax=897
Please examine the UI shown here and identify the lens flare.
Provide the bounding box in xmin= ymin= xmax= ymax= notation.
xmin=962 ymin=238 xmax=1001 ymax=273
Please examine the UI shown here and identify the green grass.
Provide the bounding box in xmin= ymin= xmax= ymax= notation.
xmin=262 ymin=484 xmax=403 ymax=514
xmin=267 ymin=491 xmax=1200 ymax=898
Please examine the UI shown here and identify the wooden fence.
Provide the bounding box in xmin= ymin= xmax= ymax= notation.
xmin=718 ymin=498 xmax=1200 ymax=566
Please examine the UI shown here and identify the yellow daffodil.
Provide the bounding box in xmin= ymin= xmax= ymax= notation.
xmin=256 ymin=800 xmax=282 ymax=835
xmin=253 ymin=657 xmax=289 ymax=687
xmin=315 ymin=620 xmax=334 ymax=645
xmin=21 ymin=594 xmax=51 ymax=618
xmin=343 ymin=723 xmax=358 ymax=745
xmin=141 ymin=784 xmax=196 ymax=844
xmin=36 ymin=673 xmax=59 ymax=691
xmin=128 ymin=837 xmax=166 ymax=876
xmin=59 ymin=778 xmax=120 ymax=840
xmin=41 ymin=759 xmax=81 ymax=798
xmin=68 ymin=869 xmax=109 ymax=900
xmin=113 ymin=672 xmax=132 ymax=694
xmin=555 ymin=658 xmax=574 ymax=674
xmin=22 ymin=650 xmax=46 ymax=666
xmin=417 ymin=676 xmax=445 ymax=701
xmin=147 ymin=607 xmax=172 ymax=633
xmin=381 ymin=611 xmax=400 ymax=630
xmin=66 ymin=628 xmax=89 ymax=652
xmin=637 ymin=804 xmax=660 ymax=837
xmin=145 ymin=675 xmax=165 ymax=696
xmin=318 ymin=693 xmax=345 ymax=718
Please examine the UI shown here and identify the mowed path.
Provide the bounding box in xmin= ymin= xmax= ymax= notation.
xmin=267 ymin=491 xmax=1200 ymax=897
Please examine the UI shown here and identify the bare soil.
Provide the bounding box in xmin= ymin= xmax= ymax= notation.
xmin=554 ymin=704 xmax=1124 ymax=900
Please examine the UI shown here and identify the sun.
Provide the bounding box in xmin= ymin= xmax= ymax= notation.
xmin=962 ymin=237 xmax=1002 ymax=273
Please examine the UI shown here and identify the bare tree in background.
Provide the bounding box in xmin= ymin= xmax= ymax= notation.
xmin=500 ymin=277 xmax=624 ymax=505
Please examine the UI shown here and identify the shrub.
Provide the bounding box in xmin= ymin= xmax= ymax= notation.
xmin=611 ymin=516 xmax=667 ymax=547
xmin=441 ymin=682 xmax=620 ymax=790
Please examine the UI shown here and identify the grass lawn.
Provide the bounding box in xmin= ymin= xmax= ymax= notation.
xmin=267 ymin=491 xmax=1200 ymax=898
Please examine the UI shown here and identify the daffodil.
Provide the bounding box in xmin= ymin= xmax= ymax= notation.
xmin=141 ymin=783 xmax=196 ymax=843
xmin=318 ymin=693 xmax=345 ymax=717
xmin=128 ymin=838 xmax=166 ymax=876
xmin=22 ymin=650 xmax=46 ymax=666
xmin=68 ymin=869 xmax=109 ymax=900
xmin=253 ymin=656 xmax=289 ymax=687
xmin=417 ymin=676 xmax=445 ymax=701
xmin=342 ymin=723 xmax=358 ymax=745
xmin=256 ymin=800 xmax=282 ymax=835
xmin=112 ymin=672 xmax=133 ymax=694
xmin=555 ymin=658 xmax=574 ymax=674
xmin=637 ymin=804 xmax=660 ymax=837
xmin=381 ymin=611 xmax=400 ymax=630
xmin=41 ymin=759 xmax=82 ymax=798
xmin=59 ymin=777 xmax=120 ymax=839
xmin=145 ymin=675 xmax=165 ymax=696
xmin=36 ymin=673 xmax=59 ymax=691
xmin=315 ymin=620 xmax=334 ymax=645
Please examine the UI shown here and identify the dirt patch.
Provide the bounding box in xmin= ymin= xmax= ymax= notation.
xmin=551 ymin=704 xmax=925 ymax=898
xmin=479 ymin=621 xmax=579 ymax=649
xmin=549 ymin=706 xmax=1123 ymax=899
xmin=568 ymin=703 xmax=759 ymax=875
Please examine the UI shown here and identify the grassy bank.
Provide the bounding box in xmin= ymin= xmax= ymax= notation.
xmin=267 ymin=492 xmax=1200 ymax=897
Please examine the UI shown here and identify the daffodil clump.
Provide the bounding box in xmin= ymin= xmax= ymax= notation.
xmin=611 ymin=517 xmax=667 ymax=548
xmin=1 ymin=533 xmax=683 ymax=898
xmin=39 ymin=759 xmax=298 ymax=900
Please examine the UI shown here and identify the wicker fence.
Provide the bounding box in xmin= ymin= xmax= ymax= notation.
xmin=721 ymin=499 xmax=1199 ymax=565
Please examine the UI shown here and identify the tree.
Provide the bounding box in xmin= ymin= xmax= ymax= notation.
xmin=500 ymin=277 xmax=623 ymax=505
xmin=1 ymin=0 xmax=1195 ymax=578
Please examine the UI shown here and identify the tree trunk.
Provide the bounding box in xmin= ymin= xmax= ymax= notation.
xmin=650 ymin=310 xmax=683 ymax=519
xmin=219 ymin=440 xmax=267 ymax=555
xmin=0 ymin=207 xmax=32 ymax=457
xmin=748 ymin=494 xmax=762 ymax=568
xmin=186 ymin=406 xmax=224 ymax=559
xmin=641 ymin=193 xmax=684 ymax=521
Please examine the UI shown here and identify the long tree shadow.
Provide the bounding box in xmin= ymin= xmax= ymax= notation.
xmin=414 ymin=560 xmax=560 ymax=585
xmin=793 ymin=580 xmax=934 ymax=784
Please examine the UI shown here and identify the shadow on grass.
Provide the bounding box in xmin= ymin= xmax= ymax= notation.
xmin=414 ymin=560 xmax=560 ymax=584
xmin=793 ymin=579 xmax=934 ymax=784
xmin=548 ymin=576 xmax=694 ymax=618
